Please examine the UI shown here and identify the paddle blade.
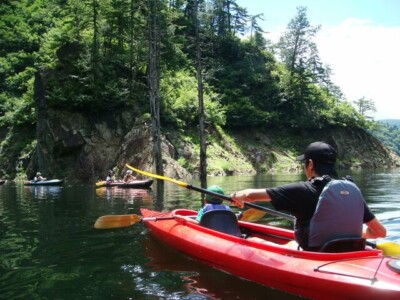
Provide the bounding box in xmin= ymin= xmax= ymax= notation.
xmin=94 ymin=214 xmax=141 ymax=229
xmin=376 ymin=241 xmax=400 ymax=257
xmin=240 ymin=209 xmax=267 ymax=222
xmin=125 ymin=164 xmax=188 ymax=188
xmin=96 ymin=181 xmax=105 ymax=187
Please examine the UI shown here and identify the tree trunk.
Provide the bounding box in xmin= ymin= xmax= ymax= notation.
xmin=91 ymin=0 xmax=99 ymax=102
xmin=195 ymin=0 xmax=207 ymax=193
xmin=148 ymin=0 xmax=164 ymax=191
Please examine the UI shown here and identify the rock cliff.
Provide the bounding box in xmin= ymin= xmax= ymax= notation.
xmin=0 ymin=73 xmax=398 ymax=182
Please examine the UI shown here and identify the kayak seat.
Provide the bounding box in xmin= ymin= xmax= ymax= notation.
xmin=319 ymin=237 xmax=366 ymax=253
xmin=200 ymin=210 xmax=241 ymax=237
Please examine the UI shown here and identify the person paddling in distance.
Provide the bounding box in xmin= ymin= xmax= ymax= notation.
xmin=106 ymin=170 xmax=115 ymax=183
xmin=34 ymin=172 xmax=46 ymax=182
xmin=123 ymin=170 xmax=136 ymax=183
xmin=230 ymin=141 xmax=386 ymax=251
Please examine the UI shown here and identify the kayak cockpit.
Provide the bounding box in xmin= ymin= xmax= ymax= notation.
xmin=171 ymin=209 xmax=382 ymax=260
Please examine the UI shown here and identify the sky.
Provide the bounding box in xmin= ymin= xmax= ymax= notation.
xmin=236 ymin=0 xmax=400 ymax=120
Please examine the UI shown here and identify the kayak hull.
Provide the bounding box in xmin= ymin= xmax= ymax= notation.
xmin=96 ymin=179 xmax=153 ymax=188
xmin=24 ymin=179 xmax=63 ymax=186
xmin=141 ymin=208 xmax=400 ymax=299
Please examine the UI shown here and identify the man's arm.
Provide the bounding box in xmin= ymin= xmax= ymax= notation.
xmin=231 ymin=188 xmax=271 ymax=208
xmin=362 ymin=218 xmax=386 ymax=238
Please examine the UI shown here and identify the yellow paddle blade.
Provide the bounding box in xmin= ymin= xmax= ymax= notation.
xmin=126 ymin=164 xmax=188 ymax=188
xmin=376 ymin=241 xmax=400 ymax=257
xmin=241 ymin=208 xmax=267 ymax=222
xmin=94 ymin=214 xmax=141 ymax=229
xmin=96 ymin=181 xmax=105 ymax=187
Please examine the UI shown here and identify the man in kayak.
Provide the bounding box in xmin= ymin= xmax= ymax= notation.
xmin=231 ymin=141 xmax=386 ymax=251
xmin=34 ymin=172 xmax=46 ymax=182
xmin=123 ymin=170 xmax=137 ymax=183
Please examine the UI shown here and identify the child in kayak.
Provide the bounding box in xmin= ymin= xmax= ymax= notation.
xmin=196 ymin=185 xmax=232 ymax=222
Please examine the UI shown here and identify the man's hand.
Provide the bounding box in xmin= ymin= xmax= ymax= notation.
xmin=231 ymin=192 xmax=245 ymax=208
xmin=231 ymin=189 xmax=271 ymax=209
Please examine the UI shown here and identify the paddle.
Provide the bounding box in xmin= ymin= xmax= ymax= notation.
xmin=125 ymin=164 xmax=295 ymax=221
xmin=240 ymin=208 xmax=269 ymax=222
xmin=366 ymin=240 xmax=400 ymax=257
xmin=94 ymin=213 xmax=197 ymax=229
xmin=94 ymin=214 xmax=175 ymax=229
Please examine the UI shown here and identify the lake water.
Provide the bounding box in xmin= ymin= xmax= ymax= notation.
xmin=1 ymin=169 xmax=399 ymax=299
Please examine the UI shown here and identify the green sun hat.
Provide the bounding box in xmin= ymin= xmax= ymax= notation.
xmin=206 ymin=185 xmax=225 ymax=204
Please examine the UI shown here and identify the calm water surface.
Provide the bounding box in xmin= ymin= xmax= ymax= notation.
xmin=1 ymin=169 xmax=399 ymax=299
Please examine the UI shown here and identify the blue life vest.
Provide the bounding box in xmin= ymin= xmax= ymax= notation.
xmin=308 ymin=179 xmax=364 ymax=248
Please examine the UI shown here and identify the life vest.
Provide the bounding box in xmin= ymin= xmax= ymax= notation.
xmin=308 ymin=177 xmax=364 ymax=248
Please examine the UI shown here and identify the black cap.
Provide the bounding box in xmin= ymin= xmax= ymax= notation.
xmin=296 ymin=142 xmax=336 ymax=164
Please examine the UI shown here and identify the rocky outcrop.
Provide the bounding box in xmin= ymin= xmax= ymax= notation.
xmin=23 ymin=71 xmax=191 ymax=182
xmin=6 ymin=115 xmax=400 ymax=182
xmin=2 ymin=71 xmax=399 ymax=182
xmin=329 ymin=128 xmax=400 ymax=169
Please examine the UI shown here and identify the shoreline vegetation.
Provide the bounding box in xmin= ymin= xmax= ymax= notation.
xmin=0 ymin=2 xmax=399 ymax=182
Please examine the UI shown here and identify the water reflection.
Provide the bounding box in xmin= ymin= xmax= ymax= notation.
xmin=95 ymin=186 xmax=152 ymax=204
xmin=24 ymin=186 xmax=63 ymax=200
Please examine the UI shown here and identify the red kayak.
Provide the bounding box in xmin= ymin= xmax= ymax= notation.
xmin=96 ymin=179 xmax=153 ymax=188
xmin=141 ymin=208 xmax=400 ymax=299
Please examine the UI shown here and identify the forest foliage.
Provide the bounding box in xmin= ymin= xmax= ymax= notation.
xmin=0 ymin=0 xmax=386 ymax=138
xmin=369 ymin=121 xmax=400 ymax=156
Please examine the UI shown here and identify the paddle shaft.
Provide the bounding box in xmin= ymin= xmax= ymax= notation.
xmin=142 ymin=216 xmax=174 ymax=222
xmin=186 ymin=184 xmax=295 ymax=222
xmin=125 ymin=164 xmax=295 ymax=222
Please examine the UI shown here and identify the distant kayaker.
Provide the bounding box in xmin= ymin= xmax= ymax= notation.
xmin=123 ymin=170 xmax=137 ymax=183
xmin=231 ymin=141 xmax=386 ymax=251
xmin=196 ymin=185 xmax=232 ymax=222
xmin=106 ymin=170 xmax=115 ymax=183
xmin=34 ymin=172 xmax=46 ymax=182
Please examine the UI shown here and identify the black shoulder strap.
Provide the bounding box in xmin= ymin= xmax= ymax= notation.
xmin=342 ymin=175 xmax=354 ymax=182
xmin=311 ymin=175 xmax=332 ymax=185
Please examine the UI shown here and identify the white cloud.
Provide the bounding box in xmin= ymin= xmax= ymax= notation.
xmin=316 ymin=19 xmax=400 ymax=120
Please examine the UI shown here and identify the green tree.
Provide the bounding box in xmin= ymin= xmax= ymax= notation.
xmin=275 ymin=6 xmax=343 ymax=128
xmin=276 ymin=7 xmax=320 ymax=78
xmin=353 ymin=97 xmax=377 ymax=119
xmin=0 ymin=0 xmax=53 ymax=126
